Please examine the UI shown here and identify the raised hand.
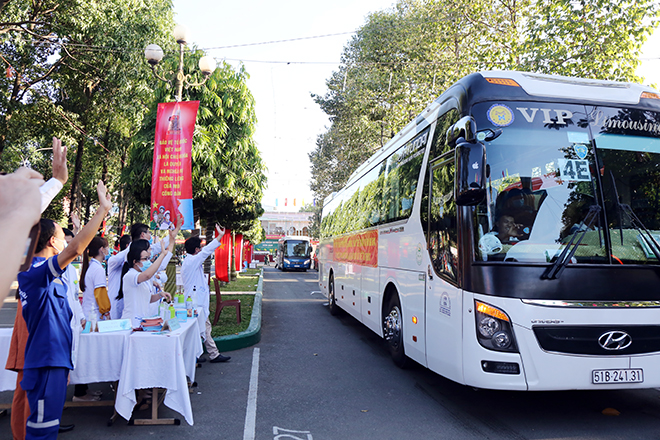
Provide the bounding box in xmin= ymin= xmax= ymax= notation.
xmin=97 ymin=181 xmax=112 ymax=214
xmin=71 ymin=212 xmax=81 ymax=235
xmin=0 ymin=167 xmax=43 ymax=226
xmin=215 ymin=224 xmax=225 ymax=240
xmin=52 ymin=137 xmax=68 ymax=185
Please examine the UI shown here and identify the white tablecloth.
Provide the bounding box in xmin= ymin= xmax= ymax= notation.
xmin=114 ymin=318 xmax=203 ymax=425
xmin=0 ymin=328 xmax=17 ymax=392
xmin=69 ymin=329 xmax=131 ymax=385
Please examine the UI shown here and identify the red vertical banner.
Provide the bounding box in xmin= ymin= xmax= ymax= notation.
xmin=151 ymin=101 xmax=199 ymax=230
xmin=214 ymin=229 xmax=232 ymax=282
xmin=244 ymin=241 xmax=252 ymax=266
xmin=234 ymin=234 xmax=244 ymax=272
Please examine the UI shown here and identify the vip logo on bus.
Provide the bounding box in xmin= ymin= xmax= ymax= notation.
xmin=516 ymin=107 xmax=574 ymax=125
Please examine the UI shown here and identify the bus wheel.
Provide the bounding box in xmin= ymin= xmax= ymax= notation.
xmin=328 ymin=274 xmax=339 ymax=316
xmin=383 ymin=294 xmax=408 ymax=368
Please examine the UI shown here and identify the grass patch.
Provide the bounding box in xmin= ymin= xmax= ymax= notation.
xmin=216 ymin=268 xmax=261 ymax=292
xmin=209 ymin=294 xmax=254 ymax=337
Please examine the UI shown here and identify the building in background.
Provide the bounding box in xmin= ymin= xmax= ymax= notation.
xmin=259 ymin=211 xmax=312 ymax=237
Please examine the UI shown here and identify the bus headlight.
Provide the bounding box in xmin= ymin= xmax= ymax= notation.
xmin=284 ymin=259 xmax=291 ymax=265
xmin=475 ymin=301 xmax=518 ymax=353
xmin=478 ymin=317 xmax=500 ymax=337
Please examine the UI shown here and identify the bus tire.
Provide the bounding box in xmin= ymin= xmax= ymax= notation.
xmin=383 ymin=294 xmax=409 ymax=368
xmin=328 ymin=274 xmax=339 ymax=316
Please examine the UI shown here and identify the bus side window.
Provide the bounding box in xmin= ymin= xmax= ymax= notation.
xmin=429 ymin=161 xmax=458 ymax=282
xmin=422 ymin=109 xmax=459 ymax=246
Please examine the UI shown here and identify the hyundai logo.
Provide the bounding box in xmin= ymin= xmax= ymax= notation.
xmin=598 ymin=331 xmax=632 ymax=350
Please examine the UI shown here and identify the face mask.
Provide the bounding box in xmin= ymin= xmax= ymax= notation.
xmin=54 ymin=237 xmax=67 ymax=254
xmin=148 ymin=237 xmax=154 ymax=245
xmin=141 ymin=260 xmax=152 ymax=271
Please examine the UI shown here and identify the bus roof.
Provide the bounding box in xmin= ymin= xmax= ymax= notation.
xmin=279 ymin=236 xmax=311 ymax=242
xmin=325 ymin=70 xmax=660 ymax=206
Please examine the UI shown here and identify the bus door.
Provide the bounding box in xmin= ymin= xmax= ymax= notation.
xmin=360 ymin=263 xmax=380 ymax=335
xmin=425 ymin=158 xmax=464 ymax=383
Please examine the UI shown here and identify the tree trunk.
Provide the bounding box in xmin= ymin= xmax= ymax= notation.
xmin=116 ymin=143 xmax=128 ymax=234
xmin=100 ymin=120 xmax=110 ymax=183
xmin=230 ymin=230 xmax=237 ymax=281
xmin=69 ymin=136 xmax=85 ymax=216
xmin=84 ymin=194 xmax=91 ymax=223
xmin=204 ymin=220 xmax=213 ymax=278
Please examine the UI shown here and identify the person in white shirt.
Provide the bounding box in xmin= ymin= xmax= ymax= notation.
xmin=120 ymin=221 xmax=180 ymax=328
xmin=108 ymin=223 xmax=170 ymax=319
xmin=108 ymin=235 xmax=131 ymax=319
xmin=80 ymin=236 xmax=111 ymax=321
xmin=182 ymin=225 xmax=231 ymax=363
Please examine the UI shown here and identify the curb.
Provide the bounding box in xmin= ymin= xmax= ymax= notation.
xmin=213 ymin=268 xmax=263 ymax=352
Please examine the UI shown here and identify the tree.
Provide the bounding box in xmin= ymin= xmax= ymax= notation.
xmin=519 ymin=0 xmax=658 ymax=81
xmin=1 ymin=0 xmax=175 ymax=229
xmin=310 ymin=0 xmax=659 ymax=212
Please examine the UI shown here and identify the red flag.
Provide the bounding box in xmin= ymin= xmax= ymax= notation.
xmin=151 ymin=101 xmax=199 ymax=230
xmin=244 ymin=241 xmax=253 ymax=266
xmin=234 ymin=234 xmax=244 ymax=272
xmin=214 ymin=229 xmax=232 ymax=282
xmin=101 ymin=219 xmax=106 ymax=237
xmin=120 ymin=225 xmax=127 ymax=236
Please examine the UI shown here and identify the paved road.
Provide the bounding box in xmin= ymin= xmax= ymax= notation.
xmin=255 ymin=267 xmax=660 ymax=440
xmin=3 ymin=268 xmax=660 ymax=439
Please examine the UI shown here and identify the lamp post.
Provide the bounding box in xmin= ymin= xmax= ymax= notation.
xmin=144 ymin=24 xmax=216 ymax=102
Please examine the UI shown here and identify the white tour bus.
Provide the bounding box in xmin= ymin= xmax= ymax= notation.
xmin=318 ymin=71 xmax=660 ymax=391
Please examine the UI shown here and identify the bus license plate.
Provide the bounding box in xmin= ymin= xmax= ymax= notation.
xmin=592 ymin=369 xmax=643 ymax=384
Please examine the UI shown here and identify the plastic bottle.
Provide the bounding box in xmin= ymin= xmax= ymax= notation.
xmin=161 ymin=300 xmax=169 ymax=321
xmin=186 ymin=295 xmax=193 ymax=317
xmin=169 ymin=303 xmax=176 ymax=319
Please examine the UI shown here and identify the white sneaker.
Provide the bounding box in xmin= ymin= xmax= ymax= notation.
xmin=72 ymin=394 xmax=101 ymax=402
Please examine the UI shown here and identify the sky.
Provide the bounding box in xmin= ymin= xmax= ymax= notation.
xmin=171 ymin=0 xmax=660 ymax=213
xmin=171 ymin=0 xmax=396 ymax=212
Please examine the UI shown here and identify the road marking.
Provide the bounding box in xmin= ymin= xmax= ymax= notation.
xmin=273 ymin=426 xmax=313 ymax=440
xmin=243 ymin=347 xmax=260 ymax=440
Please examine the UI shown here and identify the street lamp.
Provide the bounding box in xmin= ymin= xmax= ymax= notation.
xmin=144 ymin=24 xmax=216 ymax=102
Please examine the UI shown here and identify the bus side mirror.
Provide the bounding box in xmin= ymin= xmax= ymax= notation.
xmin=446 ymin=116 xmax=477 ymax=148
xmin=455 ymin=140 xmax=486 ymax=206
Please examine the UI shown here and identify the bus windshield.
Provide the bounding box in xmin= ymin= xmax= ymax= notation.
xmin=471 ymin=101 xmax=660 ymax=265
xmin=284 ymin=240 xmax=310 ymax=258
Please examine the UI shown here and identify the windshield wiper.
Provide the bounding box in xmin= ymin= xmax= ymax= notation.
xmin=608 ymin=171 xmax=660 ymax=261
xmin=541 ymin=205 xmax=601 ymax=280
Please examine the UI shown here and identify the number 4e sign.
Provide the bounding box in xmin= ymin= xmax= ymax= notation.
xmin=557 ymin=159 xmax=591 ymax=182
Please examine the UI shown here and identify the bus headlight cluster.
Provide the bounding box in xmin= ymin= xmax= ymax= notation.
xmin=284 ymin=259 xmax=291 ymax=265
xmin=475 ymin=301 xmax=518 ymax=353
